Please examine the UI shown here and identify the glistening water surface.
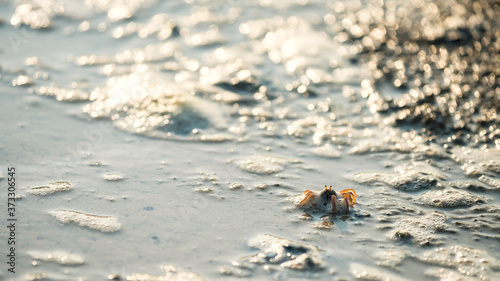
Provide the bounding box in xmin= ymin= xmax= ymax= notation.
xmin=0 ymin=0 xmax=499 ymax=280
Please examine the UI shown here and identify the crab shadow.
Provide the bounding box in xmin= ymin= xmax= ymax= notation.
xmin=294 ymin=207 xmax=371 ymax=233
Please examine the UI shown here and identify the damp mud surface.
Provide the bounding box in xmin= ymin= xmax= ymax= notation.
xmin=0 ymin=0 xmax=499 ymax=280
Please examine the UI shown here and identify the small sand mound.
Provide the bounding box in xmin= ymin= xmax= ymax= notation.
xmin=390 ymin=212 xmax=448 ymax=245
xmin=419 ymin=245 xmax=500 ymax=280
xmin=247 ymin=234 xmax=323 ymax=270
xmin=419 ymin=188 xmax=484 ymax=207
xmin=221 ymin=234 xmax=324 ymax=277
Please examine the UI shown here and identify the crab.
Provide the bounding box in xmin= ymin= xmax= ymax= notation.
xmin=291 ymin=186 xmax=357 ymax=214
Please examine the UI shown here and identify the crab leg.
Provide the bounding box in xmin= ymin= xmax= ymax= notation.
xmin=339 ymin=189 xmax=357 ymax=206
xmin=340 ymin=188 xmax=357 ymax=196
xmin=343 ymin=197 xmax=349 ymax=213
xmin=331 ymin=195 xmax=337 ymax=214
xmin=349 ymin=193 xmax=356 ymax=205
xmin=299 ymin=191 xmax=315 ymax=206
xmin=343 ymin=192 xmax=355 ymax=206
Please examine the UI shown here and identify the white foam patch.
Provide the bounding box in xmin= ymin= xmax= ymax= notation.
xmin=390 ymin=212 xmax=448 ymax=245
xmin=348 ymin=128 xmax=421 ymax=155
xmin=238 ymin=155 xmax=286 ymax=174
xmin=83 ymin=69 xmax=231 ymax=141
xmin=28 ymin=251 xmax=84 ymax=265
xmin=103 ymin=173 xmax=123 ymax=181
xmin=372 ymin=250 xmax=408 ymax=268
xmin=50 ymin=210 xmax=121 ymax=233
xmin=451 ymin=147 xmax=500 ymax=176
xmin=479 ymin=175 xmax=500 ymax=190
xmin=195 ymin=187 xmax=212 ymax=193
xmin=127 ymin=265 xmax=203 ymax=281
xmin=420 ymin=245 xmax=500 ymax=280
xmin=424 ymin=267 xmax=480 ymax=281
xmin=312 ymin=143 xmax=341 ymax=158
xmin=350 ymin=262 xmax=411 ymax=281
xmin=27 ymin=181 xmax=72 ymax=196
xmin=36 ymin=86 xmax=90 ymax=101
xmin=348 ymin=127 xmax=449 ymax=157
xmin=242 ymin=16 xmax=346 ymax=77
xmin=345 ymin=162 xmax=446 ymax=190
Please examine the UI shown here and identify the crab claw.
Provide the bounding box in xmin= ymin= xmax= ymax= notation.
xmin=331 ymin=195 xmax=337 ymax=214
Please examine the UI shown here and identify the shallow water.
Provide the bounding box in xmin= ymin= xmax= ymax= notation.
xmin=1 ymin=0 xmax=499 ymax=280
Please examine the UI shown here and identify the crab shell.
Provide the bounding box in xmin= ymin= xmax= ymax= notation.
xmin=289 ymin=186 xmax=357 ymax=214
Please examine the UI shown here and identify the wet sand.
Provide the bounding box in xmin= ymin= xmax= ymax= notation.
xmin=1 ymin=0 xmax=499 ymax=280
